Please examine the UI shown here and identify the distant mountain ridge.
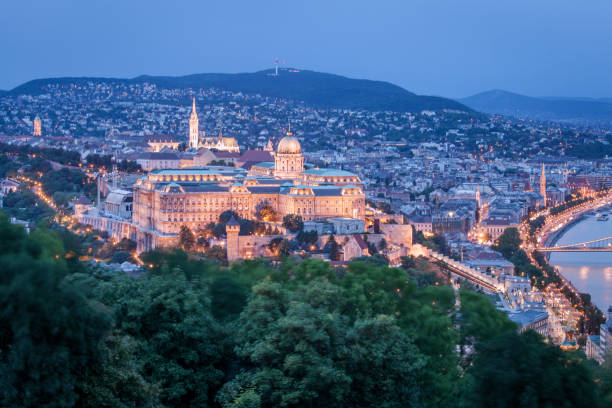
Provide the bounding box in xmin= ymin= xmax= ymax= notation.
xmin=459 ymin=89 xmax=612 ymax=122
xmin=7 ymin=69 xmax=469 ymax=113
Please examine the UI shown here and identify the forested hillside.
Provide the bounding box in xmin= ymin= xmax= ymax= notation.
xmin=0 ymin=215 xmax=609 ymax=407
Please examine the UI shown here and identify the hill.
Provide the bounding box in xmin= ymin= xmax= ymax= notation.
xmin=8 ymin=69 xmax=469 ymax=112
xmin=459 ymin=89 xmax=612 ymax=122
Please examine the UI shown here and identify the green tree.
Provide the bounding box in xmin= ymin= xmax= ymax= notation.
xmin=344 ymin=315 xmax=425 ymax=408
xmin=0 ymin=215 xmax=113 ymax=407
xmin=296 ymin=229 xmax=318 ymax=245
xmin=179 ymin=224 xmax=196 ymax=252
xmin=327 ymin=234 xmax=341 ymax=261
xmin=458 ymin=289 xmax=517 ymax=356
xmin=94 ymin=271 xmax=224 ymax=407
xmin=377 ymin=237 xmax=387 ymax=251
xmin=282 ymin=214 xmax=303 ymax=233
xmin=268 ymin=237 xmax=291 ymax=258
xmin=340 ymin=261 xmax=460 ymax=407
xmin=110 ymin=250 xmax=132 ymax=264
xmin=467 ymin=330 xmax=598 ymax=408
xmin=209 ymin=274 xmax=249 ymax=321
xmin=594 ymin=360 xmax=612 ymax=407
xmin=77 ymin=333 xmax=162 ymax=407
xmin=255 ymin=203 xmax=276 ymax=222
xmin=220 ymin=210 xmax=239 ymax=224
xmin=492 ymin=227 xmax=522 ymax=259
xmin=205 ymin=245 xmax=228 ymax=265
xmin=218 ymin=279 xmax=425 ymax=408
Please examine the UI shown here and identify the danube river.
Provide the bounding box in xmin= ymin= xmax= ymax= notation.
xmin=549 ymin=214 xmax=612 ymax=311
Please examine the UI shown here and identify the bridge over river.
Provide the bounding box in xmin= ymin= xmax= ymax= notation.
xmin=536 ymin=236 xmax=612 ymax=252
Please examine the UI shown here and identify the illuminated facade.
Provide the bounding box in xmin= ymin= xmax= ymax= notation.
xmin=189 ymin=99 xmax=239 ymax=152
xmin=274 ymin=130 xmax=303 ymax=178
xmin=189 ymin=97 xmax=199 ymax=149
xmin=33 ymin=116 xmax=42 ymax=136
xmin=146 ymin=134 xmax=180 ymax=152
xmin=199 ymin=129 xmax=240 ymax=153
xmin=131 ymin=136 xmax=365 ymax=251
xmin=540 ymin=163 xmax=547 ymax=207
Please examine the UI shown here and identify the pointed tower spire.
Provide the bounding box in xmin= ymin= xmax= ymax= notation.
xmin=189 ymin=97 xmax=199 ymax=149
xmin=264 ymin=137 xmax=274 ymax=151
xmin=540 ymin=163 xmax=547 ymax=208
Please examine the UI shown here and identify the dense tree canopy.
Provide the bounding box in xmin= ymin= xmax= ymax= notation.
xmin=492 ymin=227 xmax=521 ymax=259
xmin=282 ymin=214 xmax=303 ymax=233
xmin=0 ymin=215 xmax=115 ymax=407
xmin=0 ymin=213 xmax=609 ymax=407
xmin=468 ymin=330 xmax=598 ymax=408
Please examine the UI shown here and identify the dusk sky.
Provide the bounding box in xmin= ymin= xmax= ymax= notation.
xmin=2 ymin=0 xmax=611 ymax=98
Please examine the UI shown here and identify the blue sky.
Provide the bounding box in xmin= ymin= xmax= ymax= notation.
xmin=1 ymin=0 xmax=611 ymax=97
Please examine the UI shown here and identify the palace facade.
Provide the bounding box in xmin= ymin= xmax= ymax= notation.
xmin=132 ymin=135 xmax=364 ymax=251
xmin=77 ymin=133 xmax=366 ymax=253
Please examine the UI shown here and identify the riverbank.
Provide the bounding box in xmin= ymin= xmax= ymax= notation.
xmin=548 ymin=216 xmax=612 ymax=312
xmin=525 ymin=196 xmax=612 ymax=334
xmin=542 ymin=213 xmax=588 ymax=259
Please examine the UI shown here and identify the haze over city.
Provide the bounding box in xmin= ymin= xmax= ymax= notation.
xmin=2 ymin=0 xmax=612 ymax=97
xmin=1 ymin=2 xmax=612 ymax=407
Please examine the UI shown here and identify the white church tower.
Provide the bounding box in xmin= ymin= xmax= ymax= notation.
xmin=189 ymin=97 xmax=199 ymax=149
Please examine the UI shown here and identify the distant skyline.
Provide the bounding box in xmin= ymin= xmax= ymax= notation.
xmin=2 ymin=0 xmax=612 ymax=98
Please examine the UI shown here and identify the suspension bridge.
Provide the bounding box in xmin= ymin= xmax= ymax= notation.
xmin=536 ymin=236 xmax=612 ymax=252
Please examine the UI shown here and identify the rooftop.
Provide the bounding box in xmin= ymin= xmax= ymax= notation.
xmin=302 ymin=168 xmax=358 ymax=177
xmin=507 ymin=310 xmax=548 ymax=328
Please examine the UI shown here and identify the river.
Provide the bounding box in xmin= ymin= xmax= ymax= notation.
xmin=549 ymin=213 xmax=612 ymax=311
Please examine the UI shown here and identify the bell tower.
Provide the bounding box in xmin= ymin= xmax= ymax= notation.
xmin=189 ymin=97 xmax=199 ymax=149
xmin=33 ymin=116 xmax=42 ymax=136
xmin=225 ymin=216 xmax=240 ymax=262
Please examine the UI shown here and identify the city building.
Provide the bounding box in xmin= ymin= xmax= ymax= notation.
xmin=540 ymin=163 xmax=547 ymax=207
xmin=508 ymin=310 xmax=549 ymax=337
xmin=78 ymin=135 xmax=366 ymax=252
xmin=594 ymin=306 xmax=612 ymax=364
xmin=33 ymin=116 xmax=42 ymax=136
xmin=136 ymin=152 xmax=181 ymax=171
xmin=199 ymin=129 xmax=240 ymax=153
xmin=146 ymin=134 xmax=180 ymax=152
xmin=189 ymin=98 xmax=239 ymax=152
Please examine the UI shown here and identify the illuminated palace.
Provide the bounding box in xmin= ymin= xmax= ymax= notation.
xmin=131 ymin=133 xmax=365 ymax=251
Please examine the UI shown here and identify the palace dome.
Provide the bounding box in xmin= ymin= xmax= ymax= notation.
xmin=277 ymin=136 xmax=302 ymax=154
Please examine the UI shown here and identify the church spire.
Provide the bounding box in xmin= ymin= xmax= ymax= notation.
xmin=264 ymin=137 xmax=274 ymax=151
xmin=189 ymin=97 xmax=199 ymax=149
xmin=540 ymin=163 xmax=547 ymax=207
